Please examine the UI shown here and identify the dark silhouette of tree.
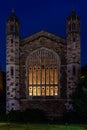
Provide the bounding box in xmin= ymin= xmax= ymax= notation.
xmin=72 ymin=65 xmax=87 ymax=116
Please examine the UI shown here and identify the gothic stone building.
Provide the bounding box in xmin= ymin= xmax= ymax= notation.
xmin=6 ymin=9 xmax=80 ymax=116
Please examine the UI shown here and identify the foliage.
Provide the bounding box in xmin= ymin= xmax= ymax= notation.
xmin=0 ymin=123 xmax=86 ymax=130
xmin=6 ymin=108 xmax=47 ymax=123
xmin=72 ymin=65 xmax=87 ymax=118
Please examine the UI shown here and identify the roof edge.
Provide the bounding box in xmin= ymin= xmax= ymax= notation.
xmin=20 ymin=30 xmax=66 ymax=45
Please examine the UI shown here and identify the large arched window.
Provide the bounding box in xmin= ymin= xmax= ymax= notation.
xmin=26 ymin=48 xmax=60 ymax=99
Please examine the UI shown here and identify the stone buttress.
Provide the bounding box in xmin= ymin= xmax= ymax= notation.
xmin=6 ymin=9 xmax=20 ymax=112
xmin=66 ymin=9 xmax=80 ymax=100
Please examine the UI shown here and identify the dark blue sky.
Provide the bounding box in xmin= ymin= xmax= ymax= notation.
xmin=0 ymin=0 xmax=87 ymax=71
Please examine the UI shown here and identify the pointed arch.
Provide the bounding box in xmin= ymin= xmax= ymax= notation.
xmin=26 ymin=47 xmax=61 ymax=99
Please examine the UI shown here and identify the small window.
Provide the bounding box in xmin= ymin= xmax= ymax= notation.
xmin=11 ymin=66 xmax=14 ymax=76
xmin=72 ymin=23 xmax=76 ymax=30
xmin=11 ymin=39 xmax=13 ymax=43
xmin=69 ymin=24 xmax=71 ymax=31
xmin=73 ymin=38 xmax=75 ymax=42
xmin=12 ymin=103 xmax=14 ymax=106
xmin=7 ymin=92 xmax=10 ymax=95
xmin=73 ymin=66 xmax=76 ymax=76
xmin=10 ymin=25 xmax=14 ymax=33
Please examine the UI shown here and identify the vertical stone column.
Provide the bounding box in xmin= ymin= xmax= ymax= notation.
xmin=6 ymin=10 xmax=20 ymax=113
xmin=66 ymin=9 xmax=81 ymax=100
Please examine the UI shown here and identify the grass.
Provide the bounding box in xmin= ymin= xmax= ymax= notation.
xmin=0 ymin=123 xmax=86 ymax=130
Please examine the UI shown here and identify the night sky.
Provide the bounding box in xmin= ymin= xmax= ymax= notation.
xmin=0 ymin=0 xmax=87 ymax=71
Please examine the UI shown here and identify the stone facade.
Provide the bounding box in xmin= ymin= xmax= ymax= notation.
xmin=20 ymin=31 xmax=67 ymax=99
xmin=6 ymin=9 xmax=81 ymax=115
xmin=67 ymin=10 xmax=80 ymax=99
xmin=6 ymin=10 xmax=20 ymax=112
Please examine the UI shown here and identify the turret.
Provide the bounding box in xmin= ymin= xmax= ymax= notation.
xmin=6 ymin=9 xmax=19 ymax=36
xmin=66 ymin=8 xmax=81 ymax=99
xmin=6 ymin=9 xmax=20 ymax=113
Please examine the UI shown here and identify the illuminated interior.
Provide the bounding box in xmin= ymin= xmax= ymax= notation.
xmin=28 ymin=48 xmax=59 ymax=97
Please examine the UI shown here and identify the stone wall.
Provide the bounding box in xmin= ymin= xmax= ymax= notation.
xmin=19 ymin=31 xmax=67 ymax=100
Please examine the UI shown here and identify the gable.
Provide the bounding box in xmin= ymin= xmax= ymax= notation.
xmin=20 ymin=30 xmax=66 ymax=45
xmin=20 ymin=30 xmax=67 ymax=67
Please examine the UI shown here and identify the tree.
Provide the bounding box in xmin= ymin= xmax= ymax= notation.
xmin=72 ymin=65 xmax=87 ymax=116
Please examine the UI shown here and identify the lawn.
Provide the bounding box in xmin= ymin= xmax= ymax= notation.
xmin=0 ymin=123 xmax=86 ymax=130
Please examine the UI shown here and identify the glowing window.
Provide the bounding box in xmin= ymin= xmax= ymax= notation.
xmin=33 ymin=68 xmax=36 ymax=84
xmin=29 ymin=68 xmax=32 ymax=85
xmin=37 ymin=86 xmax=41 ymax=96
xmin=42 ymin=86 xmax=45 ymax=96
xmin=28 ymin=48 xmax=59 ymax=97
xmin=29 ymin=87 xmax=32 ymax=96
xmin=37 ymin=68 xmax=40 ymax=84
xmin=33 ymin=87 xmax=36 ymax=96
xmin=46 ymin=86 xmax=49 ymax=96
xmin=46 ymin=68 xmax=49 ymax=84
xmin=54 ymin=86 xmax=58 ymax=96
xmin=50 ymin=86 xmax=54 ymax=96
xmin=42 ymin=66 xmax=45 ymax=84
xmin=50 ymin=67 xmax=54 ymax=84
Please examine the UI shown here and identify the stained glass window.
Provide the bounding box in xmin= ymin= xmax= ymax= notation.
xmin=28 ymin=48 xmax=59 ymax=97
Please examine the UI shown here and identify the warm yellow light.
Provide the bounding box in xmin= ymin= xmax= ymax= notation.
xmin=28 ymin=49 xmax=59 ymax=97
xmin=29 ymin=68 xmax=32 ymax=85
xmin=29 ymin=87 xmax=32 ymax=96
xmin=50 ymin=68 xmax=54 ymax=84
xmin=33 ymin=87 xmax=36 ymax=96
xmin=33 ymin=68 xmax=36 ymax=84
xmin=42 ymin=68 xmax=45 ymax=84
xmin=50 ymin=86 xmax=53 ymax=96
xmin=54 ymin=86 xmax=58 ymax=95
xmin=46 ymin=86 xmax=49 ymax=96
xmin=37 ymin=68 xmax=40 ymax=84
xmin=42 ymin=86 xmax=45 ymax=96
xmin=37 ymin=86 xmax=41 ymax=96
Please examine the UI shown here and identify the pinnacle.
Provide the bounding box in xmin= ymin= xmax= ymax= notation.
xmin=12 ymin=8 xmax=15 ymax=14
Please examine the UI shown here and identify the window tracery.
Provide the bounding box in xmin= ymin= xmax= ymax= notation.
xmin=28 ymin=48 xmax=59 ymax=97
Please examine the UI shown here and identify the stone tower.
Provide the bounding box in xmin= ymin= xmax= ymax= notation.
xmin=6 ymin=9 xmax=20 ymax=112
xmin=66 ymin=9 xmax=80 ymax=99
xmin=5 ymin=8 xmax=81 ymax=115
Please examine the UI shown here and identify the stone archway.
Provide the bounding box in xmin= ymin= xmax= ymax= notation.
xmin=26 ymin=47 xmax=61 ymax=99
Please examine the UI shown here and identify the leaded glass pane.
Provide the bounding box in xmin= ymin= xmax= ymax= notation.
xmin=28 ymin=48 xmax=59 ymax=97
